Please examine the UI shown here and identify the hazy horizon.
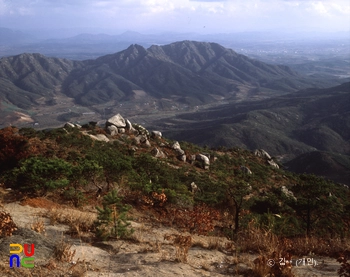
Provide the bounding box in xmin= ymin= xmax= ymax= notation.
xmin=1 ymin=0 xmax=349 ymax=39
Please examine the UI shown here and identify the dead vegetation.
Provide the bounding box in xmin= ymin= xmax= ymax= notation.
xmin=0 ymin=210 xmax=17 ymax=237
xmin=53 ymin=238 xmax=76 ymax=263
xmin=45 ymin=207 xmax=96 ymax=237
xmin=30 ymin=217 xmax=45 ymax=234
xmin=164 ymin=233 xmax=192 ymax=262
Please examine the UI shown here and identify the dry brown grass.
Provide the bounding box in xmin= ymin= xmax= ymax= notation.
xmin=53 ymin=238 xmax=76 ymax=263
xmin=22 ymin=198 xmax=96 ymax=237
xmin=44 ymin=258 xmax=58 ymax=270
xmin=231 ymin=222 xmax=350 ymax=276
xmin=46 ymin=207 xmax=96 ymax=236
xmin=21 ymin=197 xmax=59 ymax=209
xmin=0 ymin=265 xmax=34 ymax=277
xmin=191 ymin=237 xmax=207 ymax=249
xmin=291 ymin=236 xmax=349 ymax=257
xmin=191 ymin=235 xmax=229 ymax=252
xmin=207 ymin=236 xmax=222 ymax=250
xmin=238 ymin=222 xmax=350 ymax=258
xmin=237 ymin=223 xmax=279 ymax=254
xmin=199 ymin=260 xmax=212 ymax=271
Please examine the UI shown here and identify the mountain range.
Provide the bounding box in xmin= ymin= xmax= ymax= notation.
xmin=0 ymin=40 xmax=338 ymax=111
xmin=0 ymin=40 xmax=349 ymax=185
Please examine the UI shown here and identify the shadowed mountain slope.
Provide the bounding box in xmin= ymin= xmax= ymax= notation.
xmin=0 ymin=53 xmax=81 ymax=109
xmin=285 ymin=151 xmax=350 ymax=186
xmin=152 ymin=82 xmax=350 ymax=185
xmin=157 ymin=82 xmax=350 ymax=157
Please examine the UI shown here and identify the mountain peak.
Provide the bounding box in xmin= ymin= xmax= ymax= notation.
xmin=125 ymin=44 xmax=147 ymax=54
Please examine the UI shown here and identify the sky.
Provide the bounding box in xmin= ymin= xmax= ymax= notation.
xmin=0 ymin=0 xmax=349 ymax=36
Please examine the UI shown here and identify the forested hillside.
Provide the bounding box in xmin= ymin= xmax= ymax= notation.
xmin=1 ymin=119 xmax=349 ymax=239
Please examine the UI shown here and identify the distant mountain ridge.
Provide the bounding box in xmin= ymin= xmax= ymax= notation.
xmin=0 ymin=40 xmax=333 ymax=112
xmin=0 ymin=28 xmax=36 ymax=45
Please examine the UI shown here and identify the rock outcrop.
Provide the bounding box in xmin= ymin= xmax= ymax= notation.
xmin=254 ymin=149 xmax=271 ymax=160
xmin=106 ymin=114 xmax=145 ymax=137
xmin=126 ymin=119 xmax=138 ymax=134
xmin=88 ymin=134 xmax=110 ymax=142
xmin=133 ymin=123 xmax=150 ymax=137
xmin=196 ymin=154 xmax=210 ymax=170
xmin=254 ymin=149 xmax=279 ymax=169
xmin=106 ymin=113 xmax=126 ymax=128
xmin=267 ymin=159 xmax=279 ymax=169
xmin=190 ymin=182 xmax=200 ymax=194
xmin=133 ymin=135 xmax=151 ymax=147
xmin=64 ymin=122 xmax=82 ymax=129
xmin=281 ymin=186 xmax=297 ymax=201
xmin=106 ymin=125 xmax=119 ymax=136
xmin=171 ymin=141 xmax=187 ymax=162
xmin=240 ymin=166 xmax=252 ymax=175
xmin=151 ymin=147 xmax=166 ymax=158
xmin=151 ymin=131 xmax=162 ymax=138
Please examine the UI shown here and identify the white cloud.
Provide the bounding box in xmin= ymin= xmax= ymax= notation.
xmin=0 ymin=0 xmax=349 ymax=33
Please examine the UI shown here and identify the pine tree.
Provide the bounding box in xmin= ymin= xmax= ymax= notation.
xmin=94 ymin=190 xmax=134 ymax=240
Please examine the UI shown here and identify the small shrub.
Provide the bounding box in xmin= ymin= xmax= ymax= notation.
xmin=62 ymin=187 xmax=86 ymax=207
xmin=10 ymin=156 xmax=72 ymax=193
xmin=94 ymin=190 xmax=134 ymax=240
xmin=163 ymin=204 xmax=221 ymax=235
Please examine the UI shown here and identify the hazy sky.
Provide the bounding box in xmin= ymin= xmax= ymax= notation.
xmin=1 ymin=0 xmax=349 ymax=35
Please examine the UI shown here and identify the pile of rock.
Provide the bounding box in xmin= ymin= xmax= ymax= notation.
xmin=65 ymin=113 xmax=213 ymax=170
xmin=105 ymin=114 xmax=155 ymax=147
xmin=105 ymin=113 xmax=137 ymax=135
